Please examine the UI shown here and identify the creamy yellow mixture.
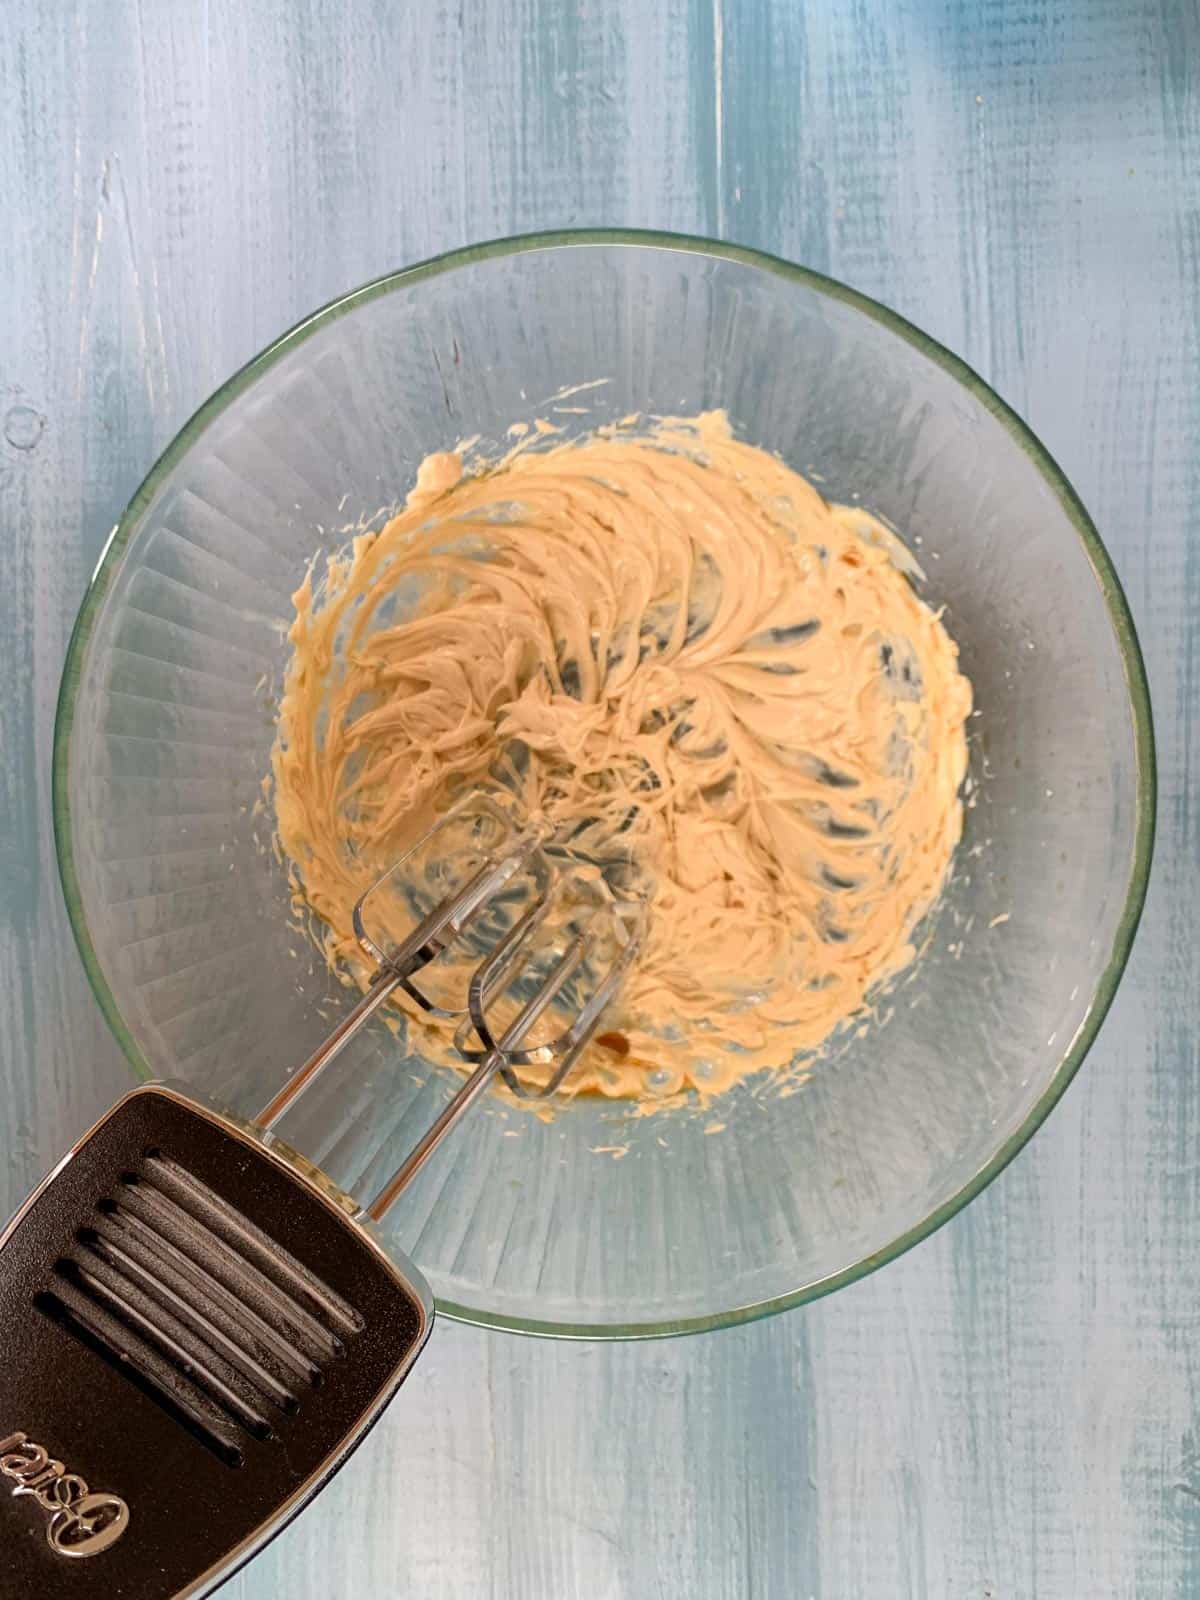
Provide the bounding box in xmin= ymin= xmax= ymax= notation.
xmin=272 ymin=412 xmax=971 ymax=1101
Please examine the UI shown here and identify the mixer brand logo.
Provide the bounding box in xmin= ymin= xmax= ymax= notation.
xmin=0 ymin=1429 xmax=130 ymax=1557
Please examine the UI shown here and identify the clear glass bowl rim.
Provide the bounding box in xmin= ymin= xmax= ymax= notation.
xmin=52 ymin=228 xmax=1157 ymax=1340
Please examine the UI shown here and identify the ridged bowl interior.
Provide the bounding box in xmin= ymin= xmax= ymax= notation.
xmin=55 ymin=234 xmax=1153 ymax=1337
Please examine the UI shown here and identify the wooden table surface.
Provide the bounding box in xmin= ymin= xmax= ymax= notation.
xmin=1 ymin=3 xmax=1195 ymax=1595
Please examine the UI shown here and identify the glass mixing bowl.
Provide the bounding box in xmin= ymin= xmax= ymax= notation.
xmin=53 ymin=232 xmax=1154 ymax=1338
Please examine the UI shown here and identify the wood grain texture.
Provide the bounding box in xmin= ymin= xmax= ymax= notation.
xmin=0 ymin=1 xmax=1195 ymax=1594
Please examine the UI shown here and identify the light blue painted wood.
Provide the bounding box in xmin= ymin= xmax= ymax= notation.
xmin=0 ymin=2 xmax=1194 ymax=1594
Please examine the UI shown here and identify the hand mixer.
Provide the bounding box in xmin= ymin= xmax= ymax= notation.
xmin=0 ymin=793 xmax=644 ymax=1598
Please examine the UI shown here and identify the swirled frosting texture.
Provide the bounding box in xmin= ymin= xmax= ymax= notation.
xmin=273 ymin=413 xmax=971 ymax=1101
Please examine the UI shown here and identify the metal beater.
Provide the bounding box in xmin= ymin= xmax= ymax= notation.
xmin=257 ymin=792 xmax=646 ymax=1223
